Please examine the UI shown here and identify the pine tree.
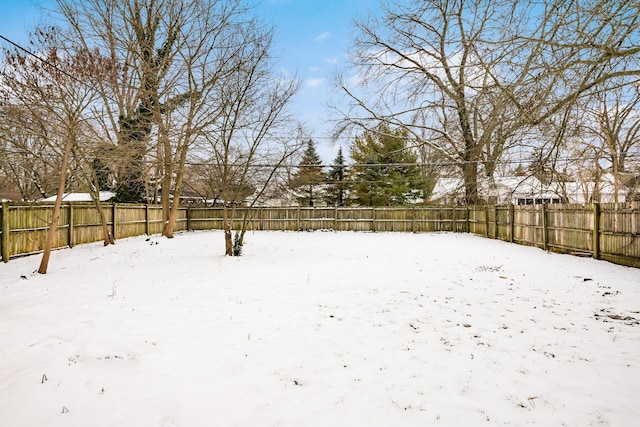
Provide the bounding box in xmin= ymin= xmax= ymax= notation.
xmin=290 ymin=139 xmax=324 ymax=206
xmin=350 ymin=124 xmax=427 ymax=206
xmin=326 ymin=147 xmax=349 ymax=206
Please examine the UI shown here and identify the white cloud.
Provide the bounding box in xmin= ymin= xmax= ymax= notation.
xmin=306 ymin=78 xmax=326 ymax=88
xmin=346 ymin=71 xmax=366 ymax=88
xmin=324 ymin=57 xmax=338 ymax=65
xmin=314 ymin=31 xmax=331 ymax=42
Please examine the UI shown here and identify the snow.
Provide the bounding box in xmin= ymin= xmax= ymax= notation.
xmin=39 ymin=192 xmax=116 ymax=202
xmin=1 ymin=230 xmax=639 ymax=426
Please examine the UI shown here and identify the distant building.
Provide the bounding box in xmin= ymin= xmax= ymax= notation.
xmin=39 ymin=192 xmax=116 ymax=202
xmin=430 ymin=174 xmax=631 ymax=205
xmin=0 ymin=192 xmax=23 ymax=202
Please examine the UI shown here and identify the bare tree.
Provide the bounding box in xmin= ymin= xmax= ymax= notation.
xmin=581 ymin=82 xmax=640 ymax=202
xmin=55 ymin=0 xmax=162 ymax=204
xmin=69 ymin=142 xmax=116 ymax=245
xmin=201 ymin=21 xmax=302 ymax=255
xmin=56 ymin=0 xmax=251 ymax=238
xmin=337 ymin=0 xmax=640 ymax=204
xmin=0 ymin=104 xmax=61 ymax=200
xmin=1 ymin=28 xmax=111 ymax=273
xmin=337 ymin=0 xmax=525 ymax=204
xmin=159 ymin=1 xmax=254 ymax=237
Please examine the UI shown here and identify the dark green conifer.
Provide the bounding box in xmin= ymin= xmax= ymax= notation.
xmin=290 ymin=139 xmax=325 ymax=206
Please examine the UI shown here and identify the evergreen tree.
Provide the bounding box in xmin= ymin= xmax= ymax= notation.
xmin=290 ymin=139 xmax=324 ymax=206
xmin=350 ymin=124 xmax=427 ymax=206
xmin=326 ymin=147 xmax=349 ymax=206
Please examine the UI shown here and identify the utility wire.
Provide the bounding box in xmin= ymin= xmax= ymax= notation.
xmin=0 ymin=33 xmax=119 ymax=103
xmin=1 ymin=34 xmax=84 ymax=88
xmin=2 ymin=147 xmax=639 ymax=169
xmin=2 ymin=36 xmax=639 ymax=174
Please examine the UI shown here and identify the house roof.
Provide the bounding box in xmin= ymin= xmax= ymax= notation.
xmin=0 ymin=192 xmax=23 ymax=202
xmin=39 ymin=191 xmax=116 ymax=202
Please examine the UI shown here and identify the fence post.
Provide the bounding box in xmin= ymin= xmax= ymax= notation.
xmin=334 ymin=207 xmax=338 ymax=231
xmin=541 ymin=203 xmax=548 ymax=251
xmin=145 ymin=204 xmax=150 ymax=235
xmin=493 ymin=205 xmax=498 ymax=239
xmin=411 ymin=206 xmax=416 ymax=233
xmin=259 ymin=207 xmax=263 ymax=231
xmin=484 ymin=205 xmax=489 ymax=237
xmin=451 ymin=206 xmax=456 ymax=233
xmin=1 ymin=202 xmax=8 ymax=263
xmin=372 ymin=207 xmax=376 ymax=232
xmin=68 ymin=202 xmax=75 ymax=248
xmin=509 ymin=204 xmax=515 ymax=243
xmin=186 ymin=206 xmax=191 ymax=231
xmin=296 ymin=206 xmax=301 ymax=230
xmin=593 ymin=202 xmax=601 ymax=260
xmin=465 ymin=206 xmax=470 ymax=233
xmin=112 ymin=203 xmax=118 ymax=240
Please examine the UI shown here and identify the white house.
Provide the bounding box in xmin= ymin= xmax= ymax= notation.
xmin=430 ymin=174 xmax=631 ymax=205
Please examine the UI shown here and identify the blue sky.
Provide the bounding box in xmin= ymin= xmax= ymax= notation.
xmin=0 ymin=0 xmax=382 ymax=161
xmin=256 ymin=0 xmax=380 ymax=160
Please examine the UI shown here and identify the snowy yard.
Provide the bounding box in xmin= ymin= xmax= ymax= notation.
xmin=1 ymin=230 xmax=639 ymax=426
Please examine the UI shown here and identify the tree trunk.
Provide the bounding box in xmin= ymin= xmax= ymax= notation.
xmin=163 ymin=180 xmax=176 ymax=238
xmin=457 ymin=88 xmax=480 ymax=205
xmin=95 ymin=200 xmax=115 ymax=246
xmin=38 ymin=136 xmax=73 ymax=274
xmin=71 ymin=145 xmax=115 ymax=246
xmin=612 ymin=156 xmax=620 ymax=204
xmin=223 ymin=204 xmax=243 ymax=256
xmin=165 ymin=199 xmax=179 ymax=238
xmin=225 ymin=228 xmax=233 ymax=256
xmin=222 ymin=209 xmax=233 ymax=256
xmin=462 ymin=161 xmax=479 ymax=205
xmin=87 ymin=189 xmax=114 ymax=246
xmin=161 ymin=169 xmax=172 ymax=237
xmin=222 ymin=204 xmax=233 ymax=256
xmin=161 ymin=133 xmax=173 ymax=237
xmin=164 ymin=140 xmax=190 ymax=238
xmin=593 ymin=160 xmax=602 ymax=203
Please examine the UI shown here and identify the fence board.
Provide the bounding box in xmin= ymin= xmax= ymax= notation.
xmin=1 ymin=202 xmax=7 ymax=261
xmin=496 ymin=206 xmax=511 ymax=241
xmin=300 ymin=207 xmax=338 ymax=231
xmin=70 ymin=203 xmax=114 ymax=246
xmin=188 ymin=207 xmax=223 ymax=231
xmin=1 ymin=202 xmax=638 ymax=268
xmin=260 ymin=207 xmax=298 ymax=231
xmin=468 ymin=206 xmax=487 ymax=237
xmin=599 ymin=203 xmax=640 ymax=266
xmin=335 ymin=208 xmax=373 ymax=232
xmin=546 ymin=204 xmax=593 ymax=254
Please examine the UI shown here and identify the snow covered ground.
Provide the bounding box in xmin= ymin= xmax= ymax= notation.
xmin=1 ymin=230 xmax=639 ymax=426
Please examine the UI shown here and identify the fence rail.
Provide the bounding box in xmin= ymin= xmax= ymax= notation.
xmin=1 ymin=202 xmax=638 ymax=268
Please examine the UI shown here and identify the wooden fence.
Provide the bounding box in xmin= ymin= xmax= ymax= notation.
xmin=1 ymin=202 xmax=638 ymax=268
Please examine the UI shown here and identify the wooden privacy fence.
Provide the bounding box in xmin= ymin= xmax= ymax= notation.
xmin=0 ymin=202 xmax=188 ymax=262
xmin=1 ymin=202 xmax=639 ymax=268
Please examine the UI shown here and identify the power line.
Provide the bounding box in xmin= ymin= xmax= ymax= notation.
xmin=0 ymin=33 xmax=118 ymax=103
xmin=2 ymin=36 xmax=639 ymax=175
xmin=2 ymin=147 xmax=639 ymax=169
xmin=1 ymin=34 xmax=82 ymax=86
